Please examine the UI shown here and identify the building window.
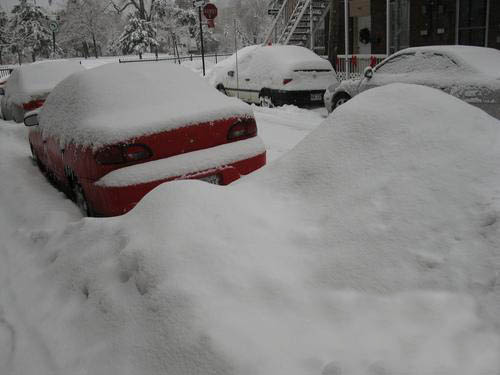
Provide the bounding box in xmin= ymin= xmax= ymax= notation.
xmin=458 ymin=0 xmax=488 ymax=46
xmin=390 ymin=0 xmax=410 ymax=53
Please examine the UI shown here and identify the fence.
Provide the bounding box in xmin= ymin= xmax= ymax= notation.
xmin=0 ymin=67 xmax=15 ymax=80
xmin=333 ymin=54 xmax=387 ymax=80
xmin=119 ymin=53 xmax=232 ymax=65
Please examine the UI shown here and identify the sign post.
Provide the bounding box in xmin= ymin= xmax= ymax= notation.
xmin=49 ymin=20 xmax=59 ymax=56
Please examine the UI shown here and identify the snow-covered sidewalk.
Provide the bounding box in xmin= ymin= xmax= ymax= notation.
xmin=0 ymin=103 xmax=325 ymax=374
xmin=0 ymin=84 xmax=499 ymax=375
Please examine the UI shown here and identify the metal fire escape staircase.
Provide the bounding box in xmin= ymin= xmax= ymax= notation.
xmin=264 ymin=0 xmax=328 ymax=50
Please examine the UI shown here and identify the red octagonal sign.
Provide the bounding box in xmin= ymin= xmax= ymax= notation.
xmin=203 ymin=3 xmax=218 ymax=20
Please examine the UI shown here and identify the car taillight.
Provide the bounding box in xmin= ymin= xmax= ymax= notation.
xmin=95 ymin=144 xmax=152 ymax=165
xmin=124 ymin=144 xmax=152 ymax=161
xmin=23 ymin=99 xmax=45 ymax=111
xmin=227 ymin=118 xmax=257 ymax=141
xmin=283 ymin=78 xmax=293 ymax=85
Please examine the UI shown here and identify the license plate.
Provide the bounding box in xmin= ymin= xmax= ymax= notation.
xmin=199 ymin=174 xmax=221 ymax=185
xmin=310 ymin=93 xmax=323 ymax=101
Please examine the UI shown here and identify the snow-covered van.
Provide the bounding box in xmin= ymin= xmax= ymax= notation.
xmin=24 ymin=62 xmax=266 ymax=216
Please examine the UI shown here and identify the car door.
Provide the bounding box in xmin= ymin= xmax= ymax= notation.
xmin=224 ymin=51 xmax=257 ymax=102
xmin=359 ymin=53 xmax=417 ymax=93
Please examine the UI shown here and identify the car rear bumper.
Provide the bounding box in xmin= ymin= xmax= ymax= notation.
xmin=269 ymin=89 xmax=326 ymax=107
xmin=83 ymin=137 xmax=266 ymax=216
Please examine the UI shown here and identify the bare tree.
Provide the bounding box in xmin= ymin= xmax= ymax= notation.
xmin=60 ymin=0 xmax=114 ymax=58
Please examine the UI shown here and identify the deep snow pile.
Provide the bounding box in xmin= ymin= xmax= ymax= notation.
xmin=39 ymin=62 xmax=253 ymax=147
xmin=2 ymin=84 xmax=500 ymax=375
xmin=4 ymin=60 xmax=84 ymax=104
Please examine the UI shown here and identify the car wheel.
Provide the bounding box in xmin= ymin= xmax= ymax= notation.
xmin=12 ymin=105 xmax=24 ymax=123
xmin=1 ymin=100 xmax=12 ymax=121
xmin=259 ymin=95 xmax=274 ymax=108
xmin=72 ymin=180 xmax=92 ymax=217
xmin=30 ymin=143 xmax=45 ymax=172
xmin=216 ymin=84 xmax=227 ymax=95
xmin=332 ymin=92 xmax=351 ymax=110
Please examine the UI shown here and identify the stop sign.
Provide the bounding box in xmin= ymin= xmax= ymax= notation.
xmin=203 ymin=3 xmax=218 ymax=20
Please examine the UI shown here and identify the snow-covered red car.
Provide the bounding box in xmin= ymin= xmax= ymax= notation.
xmin=24 ymin=62 xmax=266 ymax=216
xmin=208 ymin=45 xmax=338 ymax=107
xmin=2 ymin=60 xmax=84 ymax=122
xmin=324 ymin=45 xmax=500 ymax=119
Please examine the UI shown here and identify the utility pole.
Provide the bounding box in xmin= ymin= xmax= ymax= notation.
xmin=198 ymin=5 xmax=206 ymax=76
xmin=328 ymin=0 xmax=339 ymax=70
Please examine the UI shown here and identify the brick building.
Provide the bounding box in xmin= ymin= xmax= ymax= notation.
xmin=319 ymin=0 xmax=500 ymax=55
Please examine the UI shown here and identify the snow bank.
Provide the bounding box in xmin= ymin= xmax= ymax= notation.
xmin=5 ymin=84 xmax=500 ymax=374
xmin=39 ymin=62 xmax=254 ymax=148
xmin=4 ymin=60 xmax=84 ymax=104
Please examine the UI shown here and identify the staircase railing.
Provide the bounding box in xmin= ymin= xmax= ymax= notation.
xmin=263 ymin=0 xmax=301 ymax=45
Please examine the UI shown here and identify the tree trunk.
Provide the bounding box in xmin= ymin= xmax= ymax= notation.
xmin=83 ymin=41 xmax=89 ymax=59
xmin=32 ymin=51 xmax=36 ymax=62
xmin=139 ymin=0 xmax=147 ymax=20
xmin=92 ymin=33 xmax=98 ymax=58
xmin=328 ymin=0 xmax=339 ymax=71
xmin=139 ymin=52 xmax=142 ymax=59
xmin=0 ymin=50 xmax=3 ymax=66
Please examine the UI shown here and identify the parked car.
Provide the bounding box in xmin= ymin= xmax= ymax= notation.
xmin=324 ymin=45 xmax=500 ymax=119
xmin=0 ymin=74 xmax=10 ymax=120
xmin=24 ymin=62 xmax=266 ymax=217
xmin=208 ymin=44 xmax=338 ymax=107
xmin=2 ymin=60 xmax=84 ymax=122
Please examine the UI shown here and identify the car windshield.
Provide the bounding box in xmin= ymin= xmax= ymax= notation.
xmin=376 ymin=52 xmax=460 ymax=74
xmin=451 ymin=47 xmax=500 ymax=77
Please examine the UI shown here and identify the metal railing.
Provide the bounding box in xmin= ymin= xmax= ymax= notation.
xmin=333 ymin=54 xmax=387 ymax=80
xmin=119 ymin=53 xmax=232 ymax=64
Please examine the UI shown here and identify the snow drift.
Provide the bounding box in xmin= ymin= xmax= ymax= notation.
xmin=5 ymin=84 xmax=500 ymax=375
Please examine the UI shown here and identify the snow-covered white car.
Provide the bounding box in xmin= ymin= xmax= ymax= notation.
xmin=208 ymin=44 xmax=338 ymax=107
xmin=1 ymin=60 xmax=84 ymax=122
xmin=24 ymin=62 xmax=266 ymax=216
xmin=324 ymin=45 xmax=500 ymax=119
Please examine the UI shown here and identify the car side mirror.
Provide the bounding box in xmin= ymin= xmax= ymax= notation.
xmin=364 ymin=66 xmax=374 ymax=79
xmin=0 ymin=87 xmax=4 ymax=96
xmin=24 ymin=113 xmax=39 ymax=127
xmin=228 ymin=70 xmax=235 ymax=78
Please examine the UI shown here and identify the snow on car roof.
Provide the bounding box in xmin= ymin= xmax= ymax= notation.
xmin=39 ymin=62 xmax=254 ymax=148
xmin=399 ymin=45 xmax=500 ymax=77
xmin=5 ymin=60 xmax=85 ymax=104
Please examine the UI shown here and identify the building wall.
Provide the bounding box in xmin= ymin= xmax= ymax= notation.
xmin=410 ymin=0 xmax=456 ymax=47
xmin=489 ymin=0 xmax=500 ymax=49
xmin=324 ymin=0 xmax=500 ymax=55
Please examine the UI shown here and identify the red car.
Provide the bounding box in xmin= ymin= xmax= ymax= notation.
xmin=24 ymin=62 xmax=266 ymax=216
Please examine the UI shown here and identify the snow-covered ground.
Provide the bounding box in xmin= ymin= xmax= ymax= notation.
xmin=0 ymin=99 xmax=324 ymax=374
xmin=0 ymin=83 xmax=499 ymax=375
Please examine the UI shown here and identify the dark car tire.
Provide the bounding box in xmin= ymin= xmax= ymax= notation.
xmin=332 ymin=92 xmax=351 ymax=110
xmin=12 ymin=105 xmax=24 ymax=123
xmin=216 ymin=84 xmax=227 ymax=95
xmin=259 ymin=90 xmax=275 ymax=108
xmin=71 ymin=179 xmax=92 ymax=217
xmin=30 ymin=143 xmax=45 ymax=172
xmin=1 ymin=100 xmax=12 ymax=121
